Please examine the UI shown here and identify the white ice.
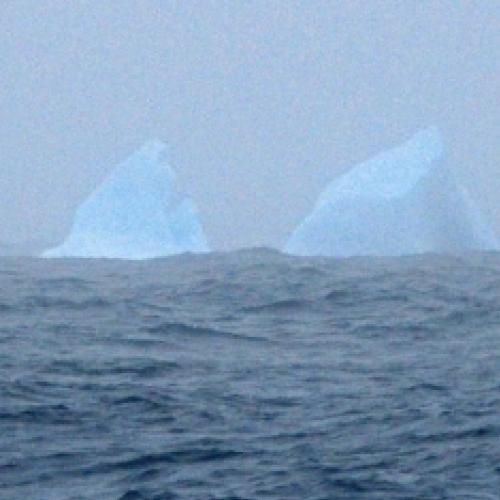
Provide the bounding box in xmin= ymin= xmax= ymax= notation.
xmin=43 ymin=140 xmax=209 ymax=259
xmin=285 ymin=127 xmax=499 ymax=257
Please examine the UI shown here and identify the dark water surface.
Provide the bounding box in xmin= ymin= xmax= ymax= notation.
xmin=1 ymin=249 xmax=500 ymax=499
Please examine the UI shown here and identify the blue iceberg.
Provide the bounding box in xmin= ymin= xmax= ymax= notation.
xmin=44 ymin=140 xmax=209 ymax=259
xmin=286 ymin=128 xmax=498 ymax=257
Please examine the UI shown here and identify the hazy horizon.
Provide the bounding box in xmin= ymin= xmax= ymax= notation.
xmin=1 ymin=1 xmax=499 ymax=251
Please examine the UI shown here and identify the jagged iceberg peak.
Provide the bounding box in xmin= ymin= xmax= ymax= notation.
xmin=103 ymin=139 xmax=174 ymax=189
xmin=43 ymin=140 xmax=209 ymax=259
xmin=286 ymin=127 xmax=499 ymax=257
xmin=318 ymin=126 xmax=444 ymax=206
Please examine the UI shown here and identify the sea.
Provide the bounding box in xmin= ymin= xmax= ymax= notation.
xmin=1 ymin=249 xmax=500 ymax=500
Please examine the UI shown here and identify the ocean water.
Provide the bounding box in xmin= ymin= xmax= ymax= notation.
xmin=1 ymin=249 xmax=500 ymax=500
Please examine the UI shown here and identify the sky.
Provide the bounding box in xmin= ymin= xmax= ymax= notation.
xmin=1 ymin=0 xmax=499 ymax=251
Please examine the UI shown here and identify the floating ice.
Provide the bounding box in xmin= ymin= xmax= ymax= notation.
xmin=44 ymin=140 xmax=209 ymax=259
xmin=285 ymin=127 xmax=499 ymax=257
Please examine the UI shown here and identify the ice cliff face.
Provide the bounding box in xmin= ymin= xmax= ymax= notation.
xmin=285 ymin=128 xmax=499 ymax=257
xmin=43 ymin=140 xmax=209 ymax=259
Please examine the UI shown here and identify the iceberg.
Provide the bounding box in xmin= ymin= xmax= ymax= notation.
xmin=285 ymin=127 xmax=499 ymax=257
xmin=44 ymin=140 xmax=209 ymax=259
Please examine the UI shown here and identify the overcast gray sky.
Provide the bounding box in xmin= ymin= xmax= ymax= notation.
xmin=1 ymin=0 xmax=499 ymax=250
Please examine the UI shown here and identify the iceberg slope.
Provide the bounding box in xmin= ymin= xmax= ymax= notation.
xmin=285 ymin=128 xmax=498 ymax=257
xmin=44 ymin=140 xmax=209 ymax=259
